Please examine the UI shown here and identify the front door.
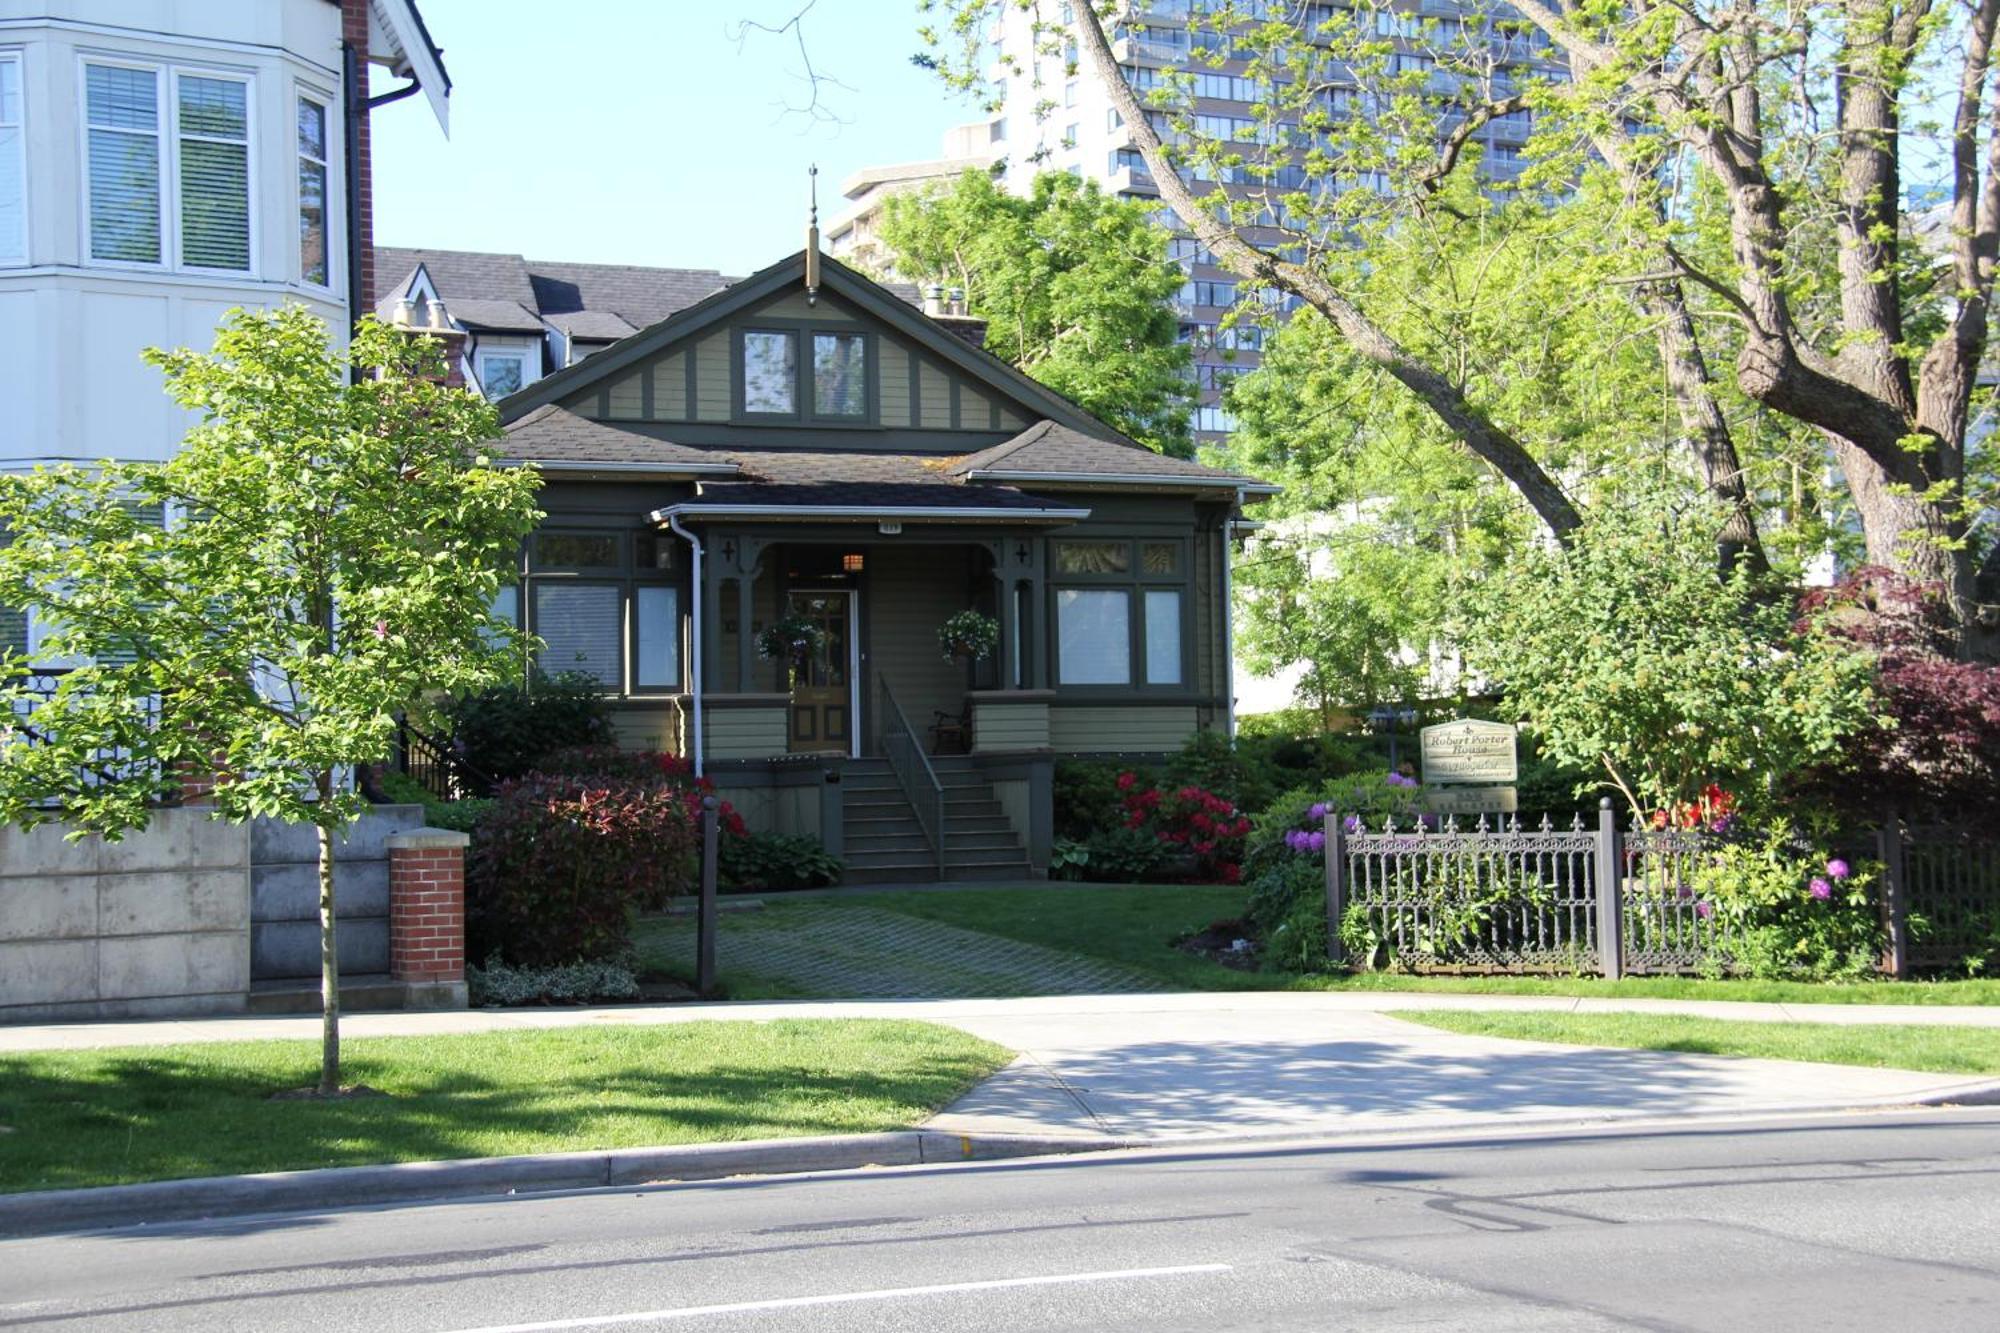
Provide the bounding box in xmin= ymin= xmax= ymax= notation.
xmin=787 ymin=590 xmax=855 ymax=755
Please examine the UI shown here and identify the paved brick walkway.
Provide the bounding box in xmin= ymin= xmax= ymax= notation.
xmin=642 ymin=904 xmax=1165 ymax=999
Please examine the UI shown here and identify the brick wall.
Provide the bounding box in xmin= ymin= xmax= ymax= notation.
xmin=341 ymin=0 xmax=375 ymax=312
xmin=387 ymin=829 xmax=469 ymax=993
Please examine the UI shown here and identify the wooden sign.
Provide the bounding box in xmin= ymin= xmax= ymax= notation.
xmin=1423 ymin=785 xmax=1519 ymax=815
xmin=1420 ymin=718 xmax=1518 ymax=786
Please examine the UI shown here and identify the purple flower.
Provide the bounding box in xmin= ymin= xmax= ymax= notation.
xmin=1306 ymin=830 xmax=1326 ymax=852
xmin=1308 ymin=802 xmax=1330 ymax=822
xmin=1385 ymin=772 xmax=1418 ymax=789
xmin=1418 ymin=813 xmax=1439 ymax=830
xmin=1343 ymin=814 xmax=1363 ymax=834
xmin=1808 ymin=877 xmax=1832 ymax=901
xmin=1826 ymin=858 xmax=1850 ymax=881
xmin=1708 ymin=814 xmax=1736 ymax=834
xmin=1694 ymin=900 xmax=1713 ymax=919
xmin=1284 ymin=830 xmax=1311 ymax=853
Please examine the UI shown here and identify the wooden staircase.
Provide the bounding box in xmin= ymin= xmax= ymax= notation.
xmin=841 ymin=757 xmax=1034 ymax=884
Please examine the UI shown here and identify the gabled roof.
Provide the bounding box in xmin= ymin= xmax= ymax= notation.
xmin=497 ymin=249 xmax=1129 ymax=443
xmin=445 ymin=299 xmax=544 ymax=334
xmin=376 ymin=247 xmax=537 ymax=318
xmin=528 ymin=261 xmax=735 ymax=329
xmin=952 ymin=420 xmax=1277 ymax=494
xmin=500 ymin=406 xmax=742 ymax=476
xmin=367 ymin=1 xmax=451 ymax=133
xmin=541 ymin=310 xmax=640 ymax=341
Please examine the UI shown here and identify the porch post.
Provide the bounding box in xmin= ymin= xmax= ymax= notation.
xmin=733 ymin=574 xmax=755 ymax=691
xmin=699 ymin=545 xmax=725 ymax=701
xmin=989 ymin=541 xmax=1014 ymax=690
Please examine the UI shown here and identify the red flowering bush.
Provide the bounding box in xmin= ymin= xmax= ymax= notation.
xmin=466 ymin=750 xmax=744 ymax=966
xmin=1115 ymin=772 xmax=1249 ymax=883
xmin=1794 ymin=570 xmax=2000 ymax=819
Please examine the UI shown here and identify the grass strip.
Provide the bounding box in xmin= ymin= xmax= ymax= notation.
xmin=1395 ymin=1010 xmax=2000 ymax=1076
xmin=0 ymin=1019 xmax=1011 ymax=1194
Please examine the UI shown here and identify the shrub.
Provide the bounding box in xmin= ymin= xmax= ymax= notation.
xmin=1053 ymin=758 xmax=1136 ymax=840
xmin=1048 ymin=836 xmax=1091 ymax=881
xmin=444 ymin=670 xmax=613 ymax=793
xmin=376 ymin=770 xmax=492 ymax=833
xmin=1130 ymin=777 xmax=1250 ymax=883
xmin=467 ymin=953 xmax=641 ymax=1006
xmin=720 ymin=832 xmax=842 ymax=891
xmin=466 ymin=772 xmax=704 ymax=967
xmin=1689 ymin=833 xmax=1882 ymax=980
xmin=539 ymin=745 xmax=695 ymax=784
xmin=1080 ymin=825 xmax=1173 ymax=882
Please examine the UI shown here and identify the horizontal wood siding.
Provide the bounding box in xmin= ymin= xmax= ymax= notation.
xmin=959 ymin=385 xmax=992 ymax=430
xmin=865 ymin=544 xmax=973 ymax=749
xmin=610 ymin=702 xmax=686 ymax=754
xmin=706 ymin=706 xmax=788 ymax=760
xmin=607 ymin=371 xmax=644 ymax=419
xmin=1050 ymin=705 xmax=1199 ymax=753
xmin=917 ymin=361 xmax=953 ymax=430
xmin=694 ymin=332 xmax=731 ymax=421
xmin=996 ymin=404 xmax=1026 ymax=432
xmin=756 ymin=291 xmax=858 ymax=321
xmin=972 ymin=701 xmax=1050 ymax=752
xmin=652 ymin=352 xmax=687 ymax=420
xmin=878 ymin=344 xmax=910 ymax=424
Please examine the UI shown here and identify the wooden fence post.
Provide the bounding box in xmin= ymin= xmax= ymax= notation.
xmin=1324 ymin=810 xmax=1347 ymax=968
xmin=1595 ymin=797 xmax=1625 ymax=980
xmin=1877 ymin=809 xmax=1909 ymax=980
xmin=697 ymin=795 xmax=719 ymax=997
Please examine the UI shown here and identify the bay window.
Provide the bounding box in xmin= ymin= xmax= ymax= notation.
xmin=297 ymin=95 xmax=329 ymax=286
xmin=84 ymin=60 xmax=253 ymax=273
xmin=0 ymin=53 xmax=23 ymax=263
xmin=1051 ymin=538 xmax=1189 ymax=690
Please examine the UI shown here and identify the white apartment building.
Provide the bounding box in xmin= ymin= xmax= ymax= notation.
xmin=0 ymin=0 xmax=447 ymax=474
xmin=823 ymin=121 xmax=999 ymax=276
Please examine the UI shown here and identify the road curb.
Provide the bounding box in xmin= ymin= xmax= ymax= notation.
xmin=0 ymin=1130 xmax=1138 ymax=1240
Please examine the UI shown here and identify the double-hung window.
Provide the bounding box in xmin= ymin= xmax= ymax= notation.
xmin=0 ymin=52 xmax=24 ymax=263
xmin=1052 ymin=538 xmax=1188 ymax=690
xmin=736 ymin=327 xmax=873 ymax=423
xmin=296 ymin=94 xmax=329 ymax=286
xmin=84 ymin=60 xmax=252 ymax=272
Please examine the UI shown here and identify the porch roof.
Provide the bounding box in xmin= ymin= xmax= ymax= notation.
xmin=500 ymin=406 xmax=744 ymax=476
xmin=950 ymin=421 xmax=1279 ymax=496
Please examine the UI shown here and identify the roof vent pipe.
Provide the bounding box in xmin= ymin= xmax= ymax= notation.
xmin=427 ymin=298 xmax=449 ymax=331
xmin=948 ymin=286 xmax=966 ymax=316
xmin=924 ymin=284 xmax=947 ymax=317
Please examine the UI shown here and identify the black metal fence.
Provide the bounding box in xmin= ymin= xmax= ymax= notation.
xmin=1324 ymin=802 xmax=1998 ymax=978
xmin=5 ymin=667 xmax=169 ymax=804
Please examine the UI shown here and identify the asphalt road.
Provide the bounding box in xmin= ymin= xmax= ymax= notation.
xmin=3 ymin=1108 xmax=1997 ymax=1331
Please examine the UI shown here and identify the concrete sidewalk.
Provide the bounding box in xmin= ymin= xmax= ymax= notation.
xmin=3 ymin=988 xmax=2000 ymax=1053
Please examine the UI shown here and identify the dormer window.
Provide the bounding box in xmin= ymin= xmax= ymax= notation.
xmin=736 ymin=326 xmax=874 ymax=424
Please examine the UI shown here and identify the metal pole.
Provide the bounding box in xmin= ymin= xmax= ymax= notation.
xmin=1595 ymin=797 xmax=1624 ymax=980
xmin=1324 ymin=810 xmax=1347 ymax=968
xmin=697 ymin=795 xmax=719 ymax=996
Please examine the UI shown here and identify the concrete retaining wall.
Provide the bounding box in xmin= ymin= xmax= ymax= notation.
xmin=0 ymin=809 xmax=252 ymax=1022
xmin=249 ymin=806 xmax=426 ymax=981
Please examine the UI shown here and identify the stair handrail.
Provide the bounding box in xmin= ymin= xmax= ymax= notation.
xmin=877 ymin=674 xmax=946 ymax=876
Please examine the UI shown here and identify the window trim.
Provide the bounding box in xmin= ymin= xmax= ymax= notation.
xmin=529 ymin=577 xmax=627 ymax=693
xmin=1048 ymin=535 xmax=1193 ymax=693
xmin=77 ymin=56 xmax=258 ymax=277
xmin=522 ymin=522 xmax=688 ymax=697
xmin=474 ymin=344 xmax=532 ymax=401
xmin=0 ymin=49 xmax=28 ymax=267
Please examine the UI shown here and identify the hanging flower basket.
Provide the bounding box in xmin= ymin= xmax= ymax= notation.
xmin=938 ymin=609 xmax=1000 ymax=663
xmin=757 ymin=615 xmax=826 ymax=667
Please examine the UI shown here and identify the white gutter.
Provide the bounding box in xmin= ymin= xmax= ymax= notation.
xmin=648 ymin=503 xmax=1093 ymax=522
xmin=964 ymin=469 xmax=1283 ymax=495
xmin=664 ymin=512 xmax=706 ymax=778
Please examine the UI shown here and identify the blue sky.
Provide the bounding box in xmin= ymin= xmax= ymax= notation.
xmin=370 ymin=1 xmax=970 ymax=274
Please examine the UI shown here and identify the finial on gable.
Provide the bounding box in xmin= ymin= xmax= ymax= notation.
xmin=805 ymin=163 xmax=821 ymax=306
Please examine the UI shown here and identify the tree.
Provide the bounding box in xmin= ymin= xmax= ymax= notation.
xmin=876 ymin=168 xmax=1196 ymax=455
xmin=916 ymin=1 xmax=2000 ymax=647
xmin=0 ymin=309 xmax=542 ymax=1094
xmin=1458 ymin=496 xmax=1880 ymax=818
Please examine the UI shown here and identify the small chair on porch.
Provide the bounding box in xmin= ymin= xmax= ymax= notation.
xmin=930 ymin=703 xmax=972 ymax=756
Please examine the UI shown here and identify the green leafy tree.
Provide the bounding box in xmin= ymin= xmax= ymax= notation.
xmin=0 ymin=308 xmax=542 ymax=1094
xmin=1458 ymin=496 xmax=1881 ymax=818
xmin=876 ymin=168 xmax=1194 ymax=455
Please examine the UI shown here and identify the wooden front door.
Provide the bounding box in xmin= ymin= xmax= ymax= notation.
xmin=787 ymin=590 xmax=855 ymax=754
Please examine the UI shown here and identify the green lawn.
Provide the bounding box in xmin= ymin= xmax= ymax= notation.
xmin=815 ymin=883 xmax=2000 ymax=1006
xmin=0 ymin=1019 xmax=1011 ymax=1194
xmin=1396 ymin=1010 xmax=2000 ymax=1076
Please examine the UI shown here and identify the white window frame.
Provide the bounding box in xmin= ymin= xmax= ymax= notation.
xmin=294 ymin=87 xmax=332 ymax=288
xmin=0 ymin=49 xmax=27 ymax=266
xmin=78 ymin=56 xmax=257 ymax=277
xmin=474 ymin=345 xmax=530 ymax=401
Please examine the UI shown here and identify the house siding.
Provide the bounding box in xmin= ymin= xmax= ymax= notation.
xmin=754 ymin=291 xmax=859 ymax=321
xmin=652 ymin=351 xmax=688 ymax=420
xmin=863 ymin=544 xmax=975 ymax=748
xmin=917 ymin=361 xmax=953 ymax=430
xmin=606 ymin=371 xmax=644 ymax=419
xmin=879 ymin=344 xmax=911 ymax=423
xmin=1049 ymin=705 xmax=1200 ymax=753
xmin=694 ymin=332 xmax=732 ymax=421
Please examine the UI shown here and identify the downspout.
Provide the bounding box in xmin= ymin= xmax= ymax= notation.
xmin=666 ymin=513 xmax=705 ymax=778
xmin=340 ymin=41 xmax=365 ymax=377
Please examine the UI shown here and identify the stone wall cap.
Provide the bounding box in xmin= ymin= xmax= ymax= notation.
xmin=388 ymin=828 xmax=472 ymax=851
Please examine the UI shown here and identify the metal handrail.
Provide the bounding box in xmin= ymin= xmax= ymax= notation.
xmin=878 ymin=674 xmax=946 ymax=877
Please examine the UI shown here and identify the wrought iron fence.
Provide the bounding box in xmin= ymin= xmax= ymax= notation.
xmin=1324 ymin=803 xmax=1997 ymax=978
xmin=4 ymin=666 xmax=168 ymax=805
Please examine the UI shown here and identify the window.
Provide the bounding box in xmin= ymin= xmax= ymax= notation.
xmin=85 ymin=63 xmax=161 ymax=263
xmin=812 ymin=332 xmax=866 ymax=417
xmin=1055 ymin=541 xmax=1131 ymax=575
xmin=741 ymin=330 xmax=797 ymax=413
xmin=634 ymin=586 xmax=680 ymax=689
xmin=738 ymin=327 xmax=874 ymax=423
xmin=534 ymin=584 xmax=622 ymax=687
xmin=476 ymin=348 xmax=526 ymax=400
xmin=1057 ymin=589 xmax=1129 ymax=686
xmin=176 ymin=73 xmax=250 ymax=270
xmin=84 ymin=60 xmax=253 ymax=272
xmin=1144 ymin=589 xmax=1183 ymax=685
xmin=0 ymin=53 xmax=23 ymax=263
xmin=297 ymin=95 xmax=329 ymax=285
xmin=535 ymin=531 xmax=621 ymax=569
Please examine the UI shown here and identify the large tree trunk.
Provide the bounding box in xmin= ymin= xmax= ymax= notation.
xmin=317 ymin=773 xmax=341 ymax=1096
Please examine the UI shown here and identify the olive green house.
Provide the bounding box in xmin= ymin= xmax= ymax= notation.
xmin=490 ymin=249 xmax=1274 ymax=881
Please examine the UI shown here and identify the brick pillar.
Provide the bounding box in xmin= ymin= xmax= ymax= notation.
xmin=388 ymin=827 xmax=470 ymax=1008
xmin=341 ymin=0 xmax=376 ymax=312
